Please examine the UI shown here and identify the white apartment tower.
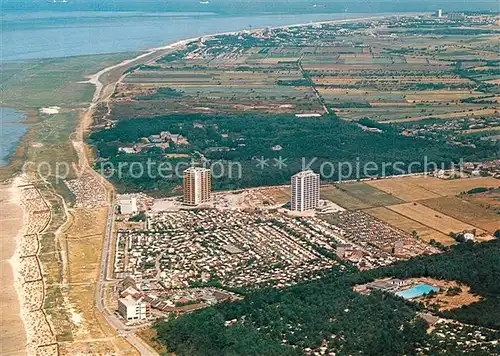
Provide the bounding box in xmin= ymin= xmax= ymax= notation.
xmin=117 ymin=295 xmax=150 ymax=321
xmin=291 ymin=170 xmax=320 ymax=212
xmin=183 ymin=167 xmax=212 ymax=205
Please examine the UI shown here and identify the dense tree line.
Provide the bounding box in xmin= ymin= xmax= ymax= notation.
xmin=155 ymin=240 xmax=500 ymax=355
xmin=89 ymin=114 xmax=498 ymax=194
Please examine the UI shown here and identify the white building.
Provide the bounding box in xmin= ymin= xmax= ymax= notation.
xmin=117 ymin=295 xmax=150 ymax=321
xmin=438 ymin=9 xmax=443 ymax=18
xmin=463 ymin=232 xmax=475 ymax=241
xmin=291 ymin=170 xmax=320 ymax=212
xmin=118 ymin=195 xmax=138 ymax=215
xmin=183 ymin=167 xmax=211 ymax=205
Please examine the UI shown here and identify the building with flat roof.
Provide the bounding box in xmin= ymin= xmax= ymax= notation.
xmin=118 ymin=195 xmax=138 ymax=215
xmin=291 ymin=170 xmax=320 ymax=212
xmin=117 ymin=295 xmax=150 ymax=321
xmin=183 ymin=167 xmax=211 ymax=205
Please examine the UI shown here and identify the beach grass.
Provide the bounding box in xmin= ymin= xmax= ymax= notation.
xmin=0 ymin=53 xmax=136 ymax=184
xmin=1 ymin=53 xmax=136 ymax=109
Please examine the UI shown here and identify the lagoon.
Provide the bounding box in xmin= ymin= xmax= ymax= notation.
xmin=0 ymin=107 xmax=29 ymax=167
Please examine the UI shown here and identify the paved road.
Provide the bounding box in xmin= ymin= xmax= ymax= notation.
xmin=93 ymin=203 xmax=159 ymax=356
xmin=87 ymin=45 xmax=186 ymax=356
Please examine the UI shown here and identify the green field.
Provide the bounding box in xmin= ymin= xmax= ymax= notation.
xmin=0 ymin=53 xmax=135 ymax=181
xmin=321 ymin=182 xmax=403 ymax=210
xmin=1 ymin=54 xmax=134 ymax=109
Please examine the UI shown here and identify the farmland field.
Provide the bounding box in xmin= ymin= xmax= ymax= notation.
xmin=460 ymin=188 xmax=500 ymax=212
xmin=336 ymin=182 xmax=403 ymax=206
xmin=387 ymin=202 xmax=486 ymax=237
xmin=320 ymin=182 xmax=402 ymax=209
xmin=366 ymin=178 xmax=443 ymax=201
xmin=320 ymin=185 xmax=373 ymax=210
xmin=365 ymin=207 xmax=455 ymax=245
xmin=420 ymin=196 xmax=500 ymax=234
xmin=399 ymin=176 xmax=499 ymax=196
xmin=112 ymin=17 xmax=499 ymax=124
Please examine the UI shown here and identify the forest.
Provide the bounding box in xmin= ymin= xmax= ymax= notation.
xmin=89 ymin=114 xmax=498 ymax=194
xmin=154 ymin=240 xmax=500 ymax=355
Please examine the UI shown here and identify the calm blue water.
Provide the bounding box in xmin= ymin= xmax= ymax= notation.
xmin=0 ymin=108 xmax=29 ymax=166
xmin=395 ymin=284 xmax=440 ymax=299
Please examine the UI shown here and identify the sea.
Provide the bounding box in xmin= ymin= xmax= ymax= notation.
xmin=1 ymin=11 xmax=375 ymax=61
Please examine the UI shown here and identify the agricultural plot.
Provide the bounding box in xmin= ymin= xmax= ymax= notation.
xmin=461 ymin=188 xmax=500 ymax=212
xmin=367 ymin=176 xmax=499 ymax=200
xmin=318 ymin=88 xmax=406 ymax=103
xmin=332 ymin=177 xmax=500 ymax=246
xmin=402 ymin=176 xmax=499 ymax=196
xmin=336 ymin=182 xmax=403 ymax=206
xmin=320 ymin=182 xmax=402 ymax=210
xmin=382 ymin=108 xmax=499 ymax=123
xmin=366 ymin=178 xmax=443 ymax=201
xmin=387 ymin=202 xmax=486 ymax=236
xmin=313 ymin=75 xmax=472 ymax=86
xmin=337 ymin=106 xmax=477 ymax=122
xmin=404 ymin=91 xmax=485 ymax=103
xmin=420 ymin=196 xmax=500 ymax=234
xmin=320 ymin=185 xmax=373 ymax=210
xmin=118 ymin=49 xmax=321 ymax=114
xmin=114 ymin=18 xmax=498 ymax=125
xmin=365 ymin=207 xmax=455 ymax=245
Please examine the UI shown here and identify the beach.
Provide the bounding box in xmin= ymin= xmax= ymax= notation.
xmin=0 ymin=178 xmax=27 ymax=355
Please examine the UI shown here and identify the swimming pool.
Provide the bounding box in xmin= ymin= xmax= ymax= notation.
xmin=395 ymin=284 xmax=440 ymax=299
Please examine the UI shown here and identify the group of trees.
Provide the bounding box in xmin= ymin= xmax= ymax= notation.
xmin=90 ymin=113 xmax=498 ymax=194
xmin=154 ymin=240 xmax=500 ymax=355
xmin=136 ymin=87 xmax=185 ymax=100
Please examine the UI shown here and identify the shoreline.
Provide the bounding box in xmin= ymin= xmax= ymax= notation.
xmin=0 ymin=107 xmax=37 ymax=170
xmin=2 ymin=13 xmax=409 ymax=354
xmin=8 ymin=176 xmax=29 ymax=355
xmin=0 ymin=176 xmax=28 ymax=355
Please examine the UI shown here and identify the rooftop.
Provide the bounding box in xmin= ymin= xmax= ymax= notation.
xmin=292 ymin=170 xmax=319 ymax=178
xmin=184 ymin=167 xmax=211 ymax=173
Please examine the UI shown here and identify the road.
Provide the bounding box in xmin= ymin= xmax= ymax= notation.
xmin=83 ymin=42 xmax=194 ymax=356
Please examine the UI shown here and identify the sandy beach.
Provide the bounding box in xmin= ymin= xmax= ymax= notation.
xmin=0 ymin=177 xmax=27 ymax=356
xmin=1 ymin=176 xmax=56 ymax=355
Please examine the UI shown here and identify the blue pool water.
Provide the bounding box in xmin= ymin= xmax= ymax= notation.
xmin=395 ymin=284 xmax=439 ymax=299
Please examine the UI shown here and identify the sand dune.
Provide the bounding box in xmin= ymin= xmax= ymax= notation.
xmin=0 ymin=177 xmax=27 ymax=356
